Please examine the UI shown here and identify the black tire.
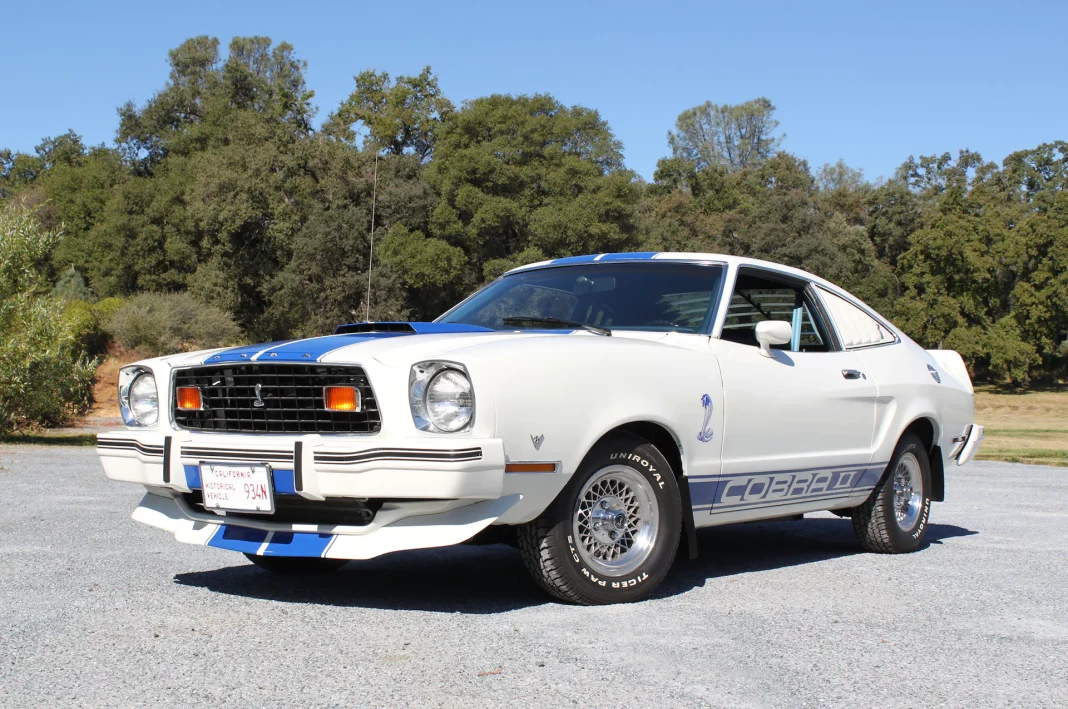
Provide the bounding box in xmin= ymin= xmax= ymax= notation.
xmin=517 ymin=433 xmax=682 ymax=605
xmin=243 ymin=554 xmax=347 ymax=576
xmin=852 ymin=433 xmax=932 ymax=553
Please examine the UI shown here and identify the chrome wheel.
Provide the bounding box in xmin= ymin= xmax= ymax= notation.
xmin=892 ymin=452 xmax=923 ymax=531
xmin=572 ymin=465 xmax=659 ymax=577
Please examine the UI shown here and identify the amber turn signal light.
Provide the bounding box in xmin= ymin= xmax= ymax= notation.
xmin=323 ymin=386 xmax=360 ymax=412
xmin=175 ymin=386 xmax=203 ymax=411
xmin=504 ymin=463 xmax=557 ymax=473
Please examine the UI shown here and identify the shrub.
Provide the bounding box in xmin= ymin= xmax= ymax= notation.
xmin=0 ymin=202 xmax=96 ymax=434
xmin=0 ymin=294 xmax=97 ymax=433
xmin=61 ymin=299 xmax=109 ymax=356
xmin=105 ymin=292 xmax=244 ymax=357
xmin=91 ymin=296 xmax=125 ymax=324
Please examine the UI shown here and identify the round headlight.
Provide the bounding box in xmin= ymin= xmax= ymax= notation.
xmin=425 ymin=369 xmax=473 ymax=432
xmin=129 ymin=373 xmax=159 ymax=426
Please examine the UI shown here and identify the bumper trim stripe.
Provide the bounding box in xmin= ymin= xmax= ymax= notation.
xmin=180 ymin=447 xmax=294 ymax=463
xmin=96 ymin=439 xmax=165 ymax=457
xmin=314 ymin=447 xmax=483 ymax=465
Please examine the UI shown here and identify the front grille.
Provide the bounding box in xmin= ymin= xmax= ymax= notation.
xmin=173 ymin=364 xmax=381 ymax=434
xmin=182 ymin=491 xmax=381 ymax=526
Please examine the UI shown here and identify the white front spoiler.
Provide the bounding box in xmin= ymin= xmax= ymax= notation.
xmin=132 ymin=491 xmax=522 ymax=560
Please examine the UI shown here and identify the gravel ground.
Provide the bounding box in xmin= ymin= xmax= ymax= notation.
xmin=0 ymin=446 xmax=1065 ymax=708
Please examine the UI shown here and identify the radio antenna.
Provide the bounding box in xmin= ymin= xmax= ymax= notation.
xmin=365 ymin=150 xmax=379 ymax=322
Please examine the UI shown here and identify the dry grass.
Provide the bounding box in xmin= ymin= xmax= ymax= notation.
xmin=975 ymin=387 xmax=1068 ymax=466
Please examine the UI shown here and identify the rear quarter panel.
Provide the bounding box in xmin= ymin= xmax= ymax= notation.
xmin=853 ymin=339 xmax=974 ymax=465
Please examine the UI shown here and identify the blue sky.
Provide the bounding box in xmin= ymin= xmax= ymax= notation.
xmin=2 ymin=0 xmax=1065 ymax=182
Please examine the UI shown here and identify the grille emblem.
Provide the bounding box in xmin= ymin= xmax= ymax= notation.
xmin=253 ymin=383 xmax=266 ymax=408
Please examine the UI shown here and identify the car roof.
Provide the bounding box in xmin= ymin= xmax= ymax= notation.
xmin=504 ymin=252 xmax=847 ymax=295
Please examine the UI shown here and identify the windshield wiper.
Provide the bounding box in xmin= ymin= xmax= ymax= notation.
xmin=501 ymin=316 xmax=611 ymax=337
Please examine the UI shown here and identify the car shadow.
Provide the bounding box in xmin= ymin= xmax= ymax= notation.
xmin=173 ymin=517 xmax=977 ymax=613
xmin=174 ymin=543 xmax=549 ymax=614
xmin=657 ymin=517 xmax=977 ymax=599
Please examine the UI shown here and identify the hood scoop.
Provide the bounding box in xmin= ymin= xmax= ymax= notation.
xmin=333 ymin=321 xmax=493 ymax=335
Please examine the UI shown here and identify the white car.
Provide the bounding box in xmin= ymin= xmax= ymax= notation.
xmin=98 ymin=253 xmax=983 ymax=604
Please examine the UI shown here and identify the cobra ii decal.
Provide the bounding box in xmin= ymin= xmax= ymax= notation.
xmin=697 ymin=394 xmax=714 ymax=442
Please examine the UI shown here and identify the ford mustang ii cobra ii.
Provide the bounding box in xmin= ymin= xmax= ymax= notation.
xmin=98 ymin=253 xmax=983 ymax=604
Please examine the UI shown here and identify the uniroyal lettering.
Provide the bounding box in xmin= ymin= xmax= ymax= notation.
xmin=610 ymin=452 xmax=654 ymax=471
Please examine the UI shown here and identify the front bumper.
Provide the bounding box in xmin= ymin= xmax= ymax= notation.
xmin=98 ymin=431 xmax=518 ymax=559
xmin=98 ymin=431 xmax=507 ymax=499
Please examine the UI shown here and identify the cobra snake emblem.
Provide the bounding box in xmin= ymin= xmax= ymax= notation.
xmin=697 ymin=394 xmax=714 ymax=443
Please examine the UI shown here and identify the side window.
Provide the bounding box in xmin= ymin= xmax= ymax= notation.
xmin=720 ymin=271 xmax=832 ymax=352
xmin=816 ymin=286 xmax=895 ymax=348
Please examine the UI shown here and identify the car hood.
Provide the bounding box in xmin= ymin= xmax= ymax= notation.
xmin=156 ymin=322 xmax=677 ymax=370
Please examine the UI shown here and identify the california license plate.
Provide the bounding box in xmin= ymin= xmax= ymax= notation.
xmin=200 ymin=463 xmax=274 ymax=514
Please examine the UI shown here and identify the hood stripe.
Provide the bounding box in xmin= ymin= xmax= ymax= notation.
xmin=202 ymin=323 xmax=495 ymax=365
xmin=203 ymin=333 xmax=406 ymax=364
xmin=204 ymin=340 xmax=289 ymax=364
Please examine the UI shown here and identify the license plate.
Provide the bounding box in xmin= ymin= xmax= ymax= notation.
xmin=200 ymin=463 xmax=274 ymax=514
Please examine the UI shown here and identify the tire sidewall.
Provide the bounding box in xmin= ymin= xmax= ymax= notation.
xmin=551 ymin=436 xmax=682 ymax=603
xmin=883 ymin=437 xmax=932 ymax=551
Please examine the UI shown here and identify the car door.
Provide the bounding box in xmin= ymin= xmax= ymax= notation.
xmin=700 ymin=267 xmax=878 ymax=519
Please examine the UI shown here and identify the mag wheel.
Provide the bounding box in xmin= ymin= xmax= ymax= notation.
xmin=244 ymin=554 xmax=347 ymax=576
xmin=517 ymin=433 xmax=682 ymax=605
xmin=852 ymin=432 xmax=932 ymax=553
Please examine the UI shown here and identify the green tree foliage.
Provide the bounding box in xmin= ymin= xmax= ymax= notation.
xmin=324 ymin=66 xmax=453 ymax=161
xmin=1 ymin=38 xmax=1064 ymax=386
xmin=890 ymin=146 xmax=1068 ymax=384
xmin=390 ymin=93 xmax=640 ymax=314
xmin=0 ymin=201 xmax=95 ymax=433
xmin=667 ymin=98 xmax=783 ymax=172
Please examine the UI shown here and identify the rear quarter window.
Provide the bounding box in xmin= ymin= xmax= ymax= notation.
xmin=816 ymin=286 xmax=895 ymax=348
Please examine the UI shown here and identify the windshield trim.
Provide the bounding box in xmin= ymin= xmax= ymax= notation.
xmin=435 ymin=259 xmax=729 ymax=336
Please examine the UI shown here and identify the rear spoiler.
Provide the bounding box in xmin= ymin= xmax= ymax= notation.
xmin=926 ymin=349 xmax=973 ymax=394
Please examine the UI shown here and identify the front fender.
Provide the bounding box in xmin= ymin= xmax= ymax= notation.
xmin=464 ymin=336 xmax=724 ymax=524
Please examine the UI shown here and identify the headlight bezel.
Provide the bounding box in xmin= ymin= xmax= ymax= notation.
xmin=409 ymin=360 xmax=475 ymax=433
xmin=118 ymin=366 xmax=159 ymax=427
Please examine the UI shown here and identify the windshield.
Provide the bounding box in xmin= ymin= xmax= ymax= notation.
xmin=438 ymin=262 xmax=725 ymax=333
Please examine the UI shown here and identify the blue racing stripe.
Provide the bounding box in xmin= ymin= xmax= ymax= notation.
xmin=204 ymin=341 xmax=289 ymax=364
xmin=595 ymin=252 xmax=660 ymax=261
xmin=853 ymin=465 xmax=885 ymax=489
xmin=688 ymin=461 xmax=889 ymax=482
xmin=208 ymin=525 xmax=268 ymax=554
xmin=184 ymin=464 xmax=201 ymax=489
xmin=260 ymin=333 xmax=406 ymax=362
xmin=408 ymin=322 xmax=495 ymax=334
xmin=272 ymin=469 xmax=296 ymax=495
xmin=550 ymin=255 xmax=601 ymax=265
xmin=261 ymin=532 xmax=334 ymax=557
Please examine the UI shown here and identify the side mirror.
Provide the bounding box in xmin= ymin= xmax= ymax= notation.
xmin=755 ymin=320 xmax=792 ymax=358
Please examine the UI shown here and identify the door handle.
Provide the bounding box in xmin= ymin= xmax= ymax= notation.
xmin=842 ymin=369 xmax=865 ymax=380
